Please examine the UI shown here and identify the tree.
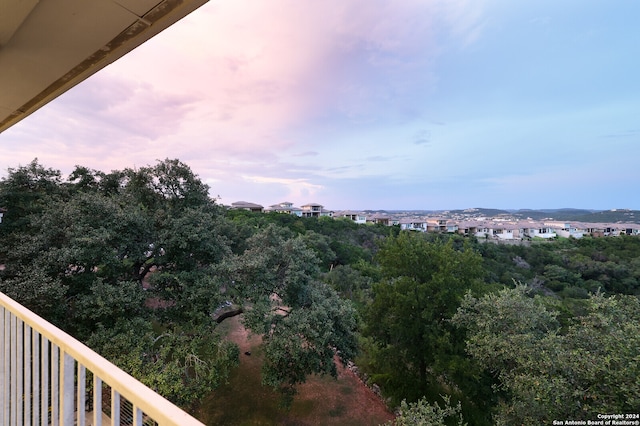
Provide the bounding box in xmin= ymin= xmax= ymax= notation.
xmin=0 ymin=159 xmax=64 ymax=258
xmin=86 ymin=318 xmax=239 ymax=408
xmin=453 ymin=286 xmax=640 ymax=424
xmin=222 ymin=224 xmax=358 ymax=404
xmin=362 ymin=232 xmax=487 ymax=412
xmin=0 ymin=159 xmax=359 ymax=410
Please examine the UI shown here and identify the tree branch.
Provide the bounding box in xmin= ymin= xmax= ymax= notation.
xmin=214 ymin=307 xmax=244 ymax=324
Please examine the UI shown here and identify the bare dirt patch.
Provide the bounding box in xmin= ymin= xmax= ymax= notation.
xmin=198 ymin=315 xmax=394 ymax=425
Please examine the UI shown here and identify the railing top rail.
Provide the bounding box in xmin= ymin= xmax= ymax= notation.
xmin=0 ymin=291 xmax=205 ymax=426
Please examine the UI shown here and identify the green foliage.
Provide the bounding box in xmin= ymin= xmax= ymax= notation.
xmin=453 ymin=286 xmax=640 ymax=424
xmin=87 ymin=319 xmax=239 ymax=408
xmin=470 ymin=237 xmax=640 ymax=297
xmin=6 ymin=158 xmax=640 ymax=419
xmin=388 ymin=395 xmax=466 ymax=426
xmin=222 ymin=225 xmax=359 ymax=403
xmin=0 ymin=159 xmax=359 ymax=411
xmin=322 ymin=264 xmax=373 ymax=307
xmin=362 ymin=232 xmax=491 ymax=423
xmin=0 ymin=159 xmax=64 ymax=258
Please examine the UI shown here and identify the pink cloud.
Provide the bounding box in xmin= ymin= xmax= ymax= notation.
xmin=1 ymin=0 xmax=490 ymax=205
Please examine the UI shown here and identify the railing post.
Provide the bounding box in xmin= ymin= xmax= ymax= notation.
xmin=1 ymin=306 xmax=6 ymax=426
xmin=10 ymin=314 xmax=17 ymax=426
xmin=60 ymin=352 xmax=75 ymax=425
xmin=78 ymin=364 xmax=86 ymax=426
xmin=134 ymin=405 xmax=143 ymax=426
xmin=94 ymin=376 xmax=102 ymax=426
xmin=52 ymin=344 xmax=59 ymax=426
xmin=33 ymin=329 xmax=40 ymax=426
xmin=24 ymin=324 xmax=32 ymax=425
xmin=17 ymin=318 xmax=24 ymax=426
xmin=41 ymin=336 xmax=49 ymax=426
xmin=112 ymin=389 xmax=121 ymax=425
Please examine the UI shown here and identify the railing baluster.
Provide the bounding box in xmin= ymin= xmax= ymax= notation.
xmin=94 ymin=376 xmax=102 ymax=426
xmin=10 ymin=314 xmax=17 ymax=426
xmin=134 ymin=405 xmax=143 ymax=426
xmin=24 ymin=324 xmax=32 ymax=425
xmin=78 ymin=364 xmax=86 ymax=426
xmin=41 ymin=336 xmax=49 ymax=426
xmin=1 ymin=306 xmax=6 ymax=426
xmin=51 ymin=345 xmax=59 ymax=426
xmin=33 ymin=329 xmax=40 ymax=426
xmin=61 ymin=352 xmax=74 ymax=425
xmin=112 ymin=389 xmax=121 ymax=426
xmin=17 ymin=318 xmax=24 ymax=426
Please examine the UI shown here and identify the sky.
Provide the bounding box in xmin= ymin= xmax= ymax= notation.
xmin=2 ymin=0 xmax=639 ymax=211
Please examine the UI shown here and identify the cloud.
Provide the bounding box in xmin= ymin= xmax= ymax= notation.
xmin=293 ymin=151 xmax=319 ymax=157
xmin=413 ymin=130 xmax=432 ymax=145
xmin=600 ymin=129 xmax=640 ymax=139
xmin=0 ymin=0 xmax=497 ymax=208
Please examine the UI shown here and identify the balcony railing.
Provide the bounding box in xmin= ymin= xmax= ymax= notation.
xmin=0 ymin=292 xmax=205 ymax=426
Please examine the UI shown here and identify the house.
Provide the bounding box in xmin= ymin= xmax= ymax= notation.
xmin=620 ymin=224 xmax=640 ymax=236
xmin=425 ymin=218 xmax=448 ymax=232
xmin=230 ymin=201 xmax=264 ymax=213
xmin=399 ymin=218 xmax=427 ymax=232
xmin=445 ymin=222 xmax=459 ymax=233
xmin=369 ymin=215 xmax=391 ymax=226
xmin=545 ymin=221 xmax=585 ymax=239
xmin=491 ymin=223 xmax=522 ymax=240
xmin=300 ymin=203 xmax=333 ymax=218
xmin=336 ymin=211 xmax=367 ymax=224
xmin=457 ymin=221 xmax=479 ymax=237
xmin=265 ymin=201 xmax=303 ymax=216
xmin=0 ymin=207 xmax=6 ymax=224
xmin=584 ymin=224 xmax=606 ymax=237
xmin=616 ymin=223 xmax=640 ymax=235
xmin=523 ymin=222 xmax=557 ymax=239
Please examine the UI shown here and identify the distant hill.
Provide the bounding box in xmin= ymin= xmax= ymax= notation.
xmin=491 ymin=208 xmax=639 ymax=224
xmin=511 ymin=208 xmax=598 ymax=221
xmin=568 ymin=209 xmax=639 ymax=224
xmin=448 ymin=208 xmax=512 ymax=217
xmin=360 ymin=208 xmax=640 ymax=224
xmin=506 ymin=208 xmax=640 ymax=223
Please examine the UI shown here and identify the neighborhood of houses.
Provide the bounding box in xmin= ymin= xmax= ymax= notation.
xmin=229 ymin=201 xmax=640 ymax=240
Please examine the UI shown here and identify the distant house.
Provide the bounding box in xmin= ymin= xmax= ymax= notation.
xmin=0 ymin=207 xmax=6 ymax=224
xmin=368 ymin=215 xmax=391 ymax=226
xmin=230 ymin=201 xmax=264 ymax=213
xmin=545 ymin=221 xmax=585 ymax=239
xmin=584 ymin=224 xmax=606 ymax=237
xmin=620 ymin=224 xmax=640 ymax=236
xmin=523 ymin=222 xmax=557 ymax=239
xmin=399 ymin=218 xmax=427 ymax=232
xmin=337 ymin=211 xmax=367 ymax=224
xmin=425 ymin=218 xmax=448 ymax=232
xmin=300 ymin=203 xmax=333 ymax=218
xmin=265 ymin=201 xmax=303 ymax=217
xmin=491 ymin=223 xmax=521 ymax=240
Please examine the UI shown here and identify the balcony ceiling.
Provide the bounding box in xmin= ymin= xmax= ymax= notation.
xmin=0 ymin=0 xmax=208 ymax=133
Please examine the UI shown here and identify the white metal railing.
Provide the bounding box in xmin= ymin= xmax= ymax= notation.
xmin=0 ymin=292 xmax=205 ymax=426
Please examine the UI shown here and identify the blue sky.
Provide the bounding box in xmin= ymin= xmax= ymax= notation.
xmin=2 ymin=0 xmax=639 ymax=210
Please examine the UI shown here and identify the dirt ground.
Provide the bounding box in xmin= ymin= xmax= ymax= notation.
xmin=199 ymin=315 xmax=395 ymax=425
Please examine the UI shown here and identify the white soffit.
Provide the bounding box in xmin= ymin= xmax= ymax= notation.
xmin=0 ymin=0 xmax=208 ymax=133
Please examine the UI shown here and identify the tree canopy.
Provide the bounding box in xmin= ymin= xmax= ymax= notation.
xmin=0 ymin=158 xmax=358 ymax=410
xmin=453 ymin=286 xmax=640 ymax=424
